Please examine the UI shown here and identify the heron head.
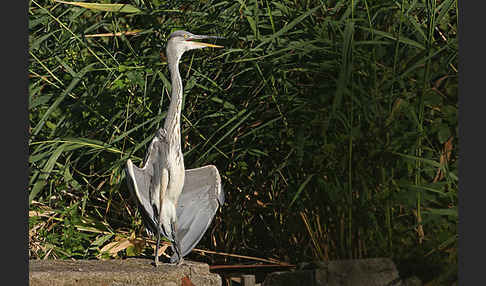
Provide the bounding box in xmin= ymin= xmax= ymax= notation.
xmin=166 ymin=30 xmax=223 ymax=60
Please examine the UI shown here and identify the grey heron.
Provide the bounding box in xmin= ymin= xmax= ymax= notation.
xmin=125 ymin=30 xmax=225 ymax=266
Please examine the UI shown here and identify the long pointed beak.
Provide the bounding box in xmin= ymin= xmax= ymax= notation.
xmin=187 ymin=35 xmax=224 ymax=48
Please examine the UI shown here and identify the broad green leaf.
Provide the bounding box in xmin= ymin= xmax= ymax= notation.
xmin=247 ymin=16 xmax=257 ymax=38
xmin=424 ymin=208 xmax=458 ymax=218
xmin=359 ymin=26 xmax=425 ymax=50
xmin=438 ymin=124 xmax=451 ymax=144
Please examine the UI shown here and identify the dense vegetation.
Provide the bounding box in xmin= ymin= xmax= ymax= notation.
xmin=29 ymin=0 xmax=458 ymax=284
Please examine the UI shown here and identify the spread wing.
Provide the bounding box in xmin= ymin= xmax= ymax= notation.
xmin=170 ymin=165 xmax=225 ymax=262
xmin=125 ymin=131 xmax=166 ymax=236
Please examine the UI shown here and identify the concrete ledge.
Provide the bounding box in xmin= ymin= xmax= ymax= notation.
xmin=29 ymin=258 xmax=221 ymax=286
xmin=263 ymin=258 xmax=422 ymax=286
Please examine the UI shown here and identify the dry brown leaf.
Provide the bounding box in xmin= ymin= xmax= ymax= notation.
xmin=256 ymin=200 xmax=266 ymax=207
xmin=150 ymin=243 xmax=169 ymax=257
xmin=85 ymin=30 xmax=142 ymax=38
xmin=412 ymin=209 xmax=425 ymax=244
xmin=433 ymin=136 xmax=454 ymax=182
xmin=29 ymin=210 xmax=55 ymax=218
xmin=100 ymin=239 xmax=133 ymax=256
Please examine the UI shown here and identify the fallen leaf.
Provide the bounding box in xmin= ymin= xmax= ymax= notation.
xmin=181 ymin=276 xmax=195 ymax=286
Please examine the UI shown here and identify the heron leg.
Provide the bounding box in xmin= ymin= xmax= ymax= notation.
xmin=171 ymin=242 xmax=183 ymax=265
xmin=176 ymin=256 xmax=184 ymax=265
xmin=154 ymin=228 xmax=161 ymax=267
xmin=170 ymin=222 xmax=183 ymax=265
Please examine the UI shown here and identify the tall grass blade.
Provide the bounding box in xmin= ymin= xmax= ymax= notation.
xmin=289 ymin=174 xmax=315 ymax=208
xmin=54 ymin=1 xmax=141 ymax=13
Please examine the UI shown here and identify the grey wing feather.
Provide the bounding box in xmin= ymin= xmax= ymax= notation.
xmin=172 ymin=165 xmax=224 ymax=260
xmin=125 ymin=132 xmax=165 ymax=235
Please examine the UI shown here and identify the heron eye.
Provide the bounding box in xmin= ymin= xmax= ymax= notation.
xmin=183 ymin=34 xmax=189 ymax=39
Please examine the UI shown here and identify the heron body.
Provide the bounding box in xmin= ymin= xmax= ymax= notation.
xmin=125 ymin=30 xmax=224 ymax=265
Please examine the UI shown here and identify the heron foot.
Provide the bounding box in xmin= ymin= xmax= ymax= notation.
xmin=152 ymin=257 xmax=160 ymax=267
xmin=176 ymin=258 xmax=184 ymax=266
xmin=168 ymin=257 xmax=183 ymax=266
